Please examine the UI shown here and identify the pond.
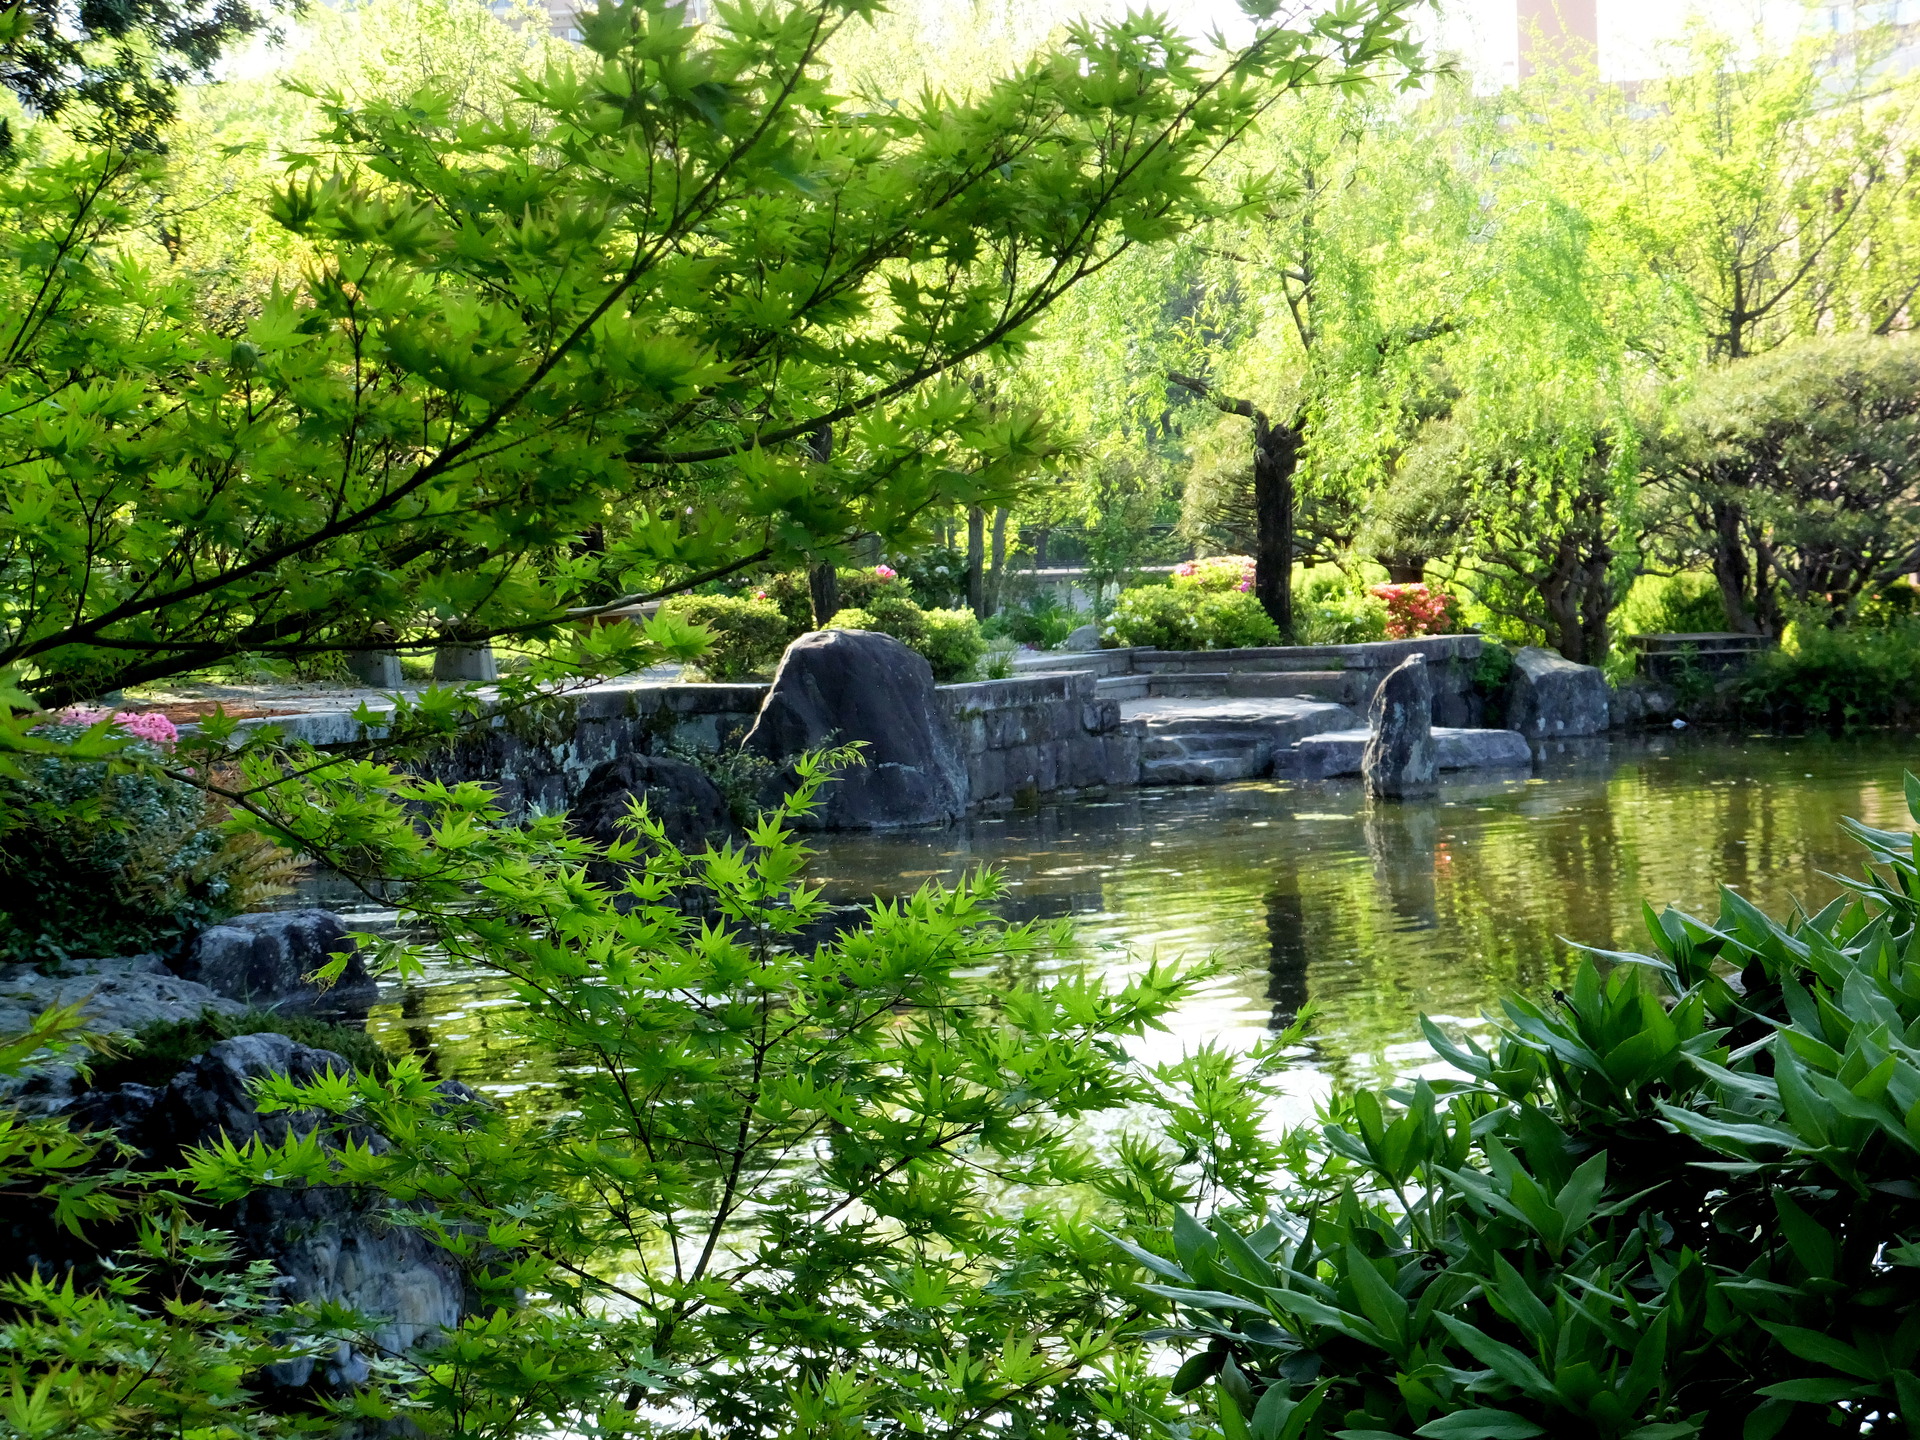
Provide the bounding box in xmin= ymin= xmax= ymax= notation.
xmin=321 ymin=732 xmax=1920 ymax=1118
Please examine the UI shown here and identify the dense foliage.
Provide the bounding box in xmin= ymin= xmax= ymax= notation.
xmin=1140 ymin=780 xmax=1920 ymax=1439
xmin=0 ymin=713 xmax=293 ymax=962
xmin=0 ymin=0 xmax=1425 ymax=706
xmin=1102 ymin=583 xmax=1283 ymax=651
xmin=145 ymin=745 xmax=1299 ymax=1439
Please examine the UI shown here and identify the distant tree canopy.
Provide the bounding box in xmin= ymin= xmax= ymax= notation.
xmin=0 ymin=0 xmax=297 ymax=147
xmin=1644 ymin=334 xmax=1920 ymax=634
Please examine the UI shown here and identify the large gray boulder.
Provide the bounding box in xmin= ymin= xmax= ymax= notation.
xmin=745 ymin=629 xmax=968 ymax=829
xmin=173 ymin=910 xmax=378 ymax=1012
xmin=1363 ymin=654 xmax=1437 ymax=798
xmin=62 ymin=1034 xmax=476 ymax=1395
xmin=1507 ymin=646 xmax=1610 ymax=738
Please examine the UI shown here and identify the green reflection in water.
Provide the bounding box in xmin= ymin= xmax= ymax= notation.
xmin=329 ymin=732 xmax=1918 ymax=1106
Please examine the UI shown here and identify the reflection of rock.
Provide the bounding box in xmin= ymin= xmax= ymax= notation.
xmin=1507 ymin=647 xmax=1610 ymax=737
xmin=1265 ymin=880 xmax=1309 ymax=1025
xmin=174 ymin=910 xmax=377 ymax=1012
xmin=745 ymin=629 xmax=968 ymax=829
xmin=1363 ymin=805 xmax=1439 ymax=931
xmin=1363 ymin=656 xmax=1437 ymax=799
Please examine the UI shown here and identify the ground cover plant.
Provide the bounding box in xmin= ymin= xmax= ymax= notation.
xmin=1136 ymin=780 xmax=1920 ymax=1439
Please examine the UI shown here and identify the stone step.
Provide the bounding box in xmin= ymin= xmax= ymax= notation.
xmin=1140 ymin=730 xmax=1273 ymax=761
xmin=1276 ymin=726 xmax=1533 ymax=780
xmin=1141 ymin=752 xmax=1270 ymax=785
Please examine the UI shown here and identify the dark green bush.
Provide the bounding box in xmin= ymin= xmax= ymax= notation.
xmin=760 ymin=566 xmax=907 ymax=631
xmin=660 ymin=595 xmax=793 ymax=680
xmin=0 ymin=730 xmax=285 ymax=963
xmin=1005 ymin=590 xmax=1085 ymax=648
xmin=89 ymin=1009 xmax=394 ymax=1090
xmin=1739 ymin=617 xmax=1920 ymax=730
xmin=1137 ymin=780 xmax=1920 ymax=1440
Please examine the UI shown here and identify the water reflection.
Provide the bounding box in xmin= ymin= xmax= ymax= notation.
xmin=295 ymin=732 xmax=1920 ymax=1103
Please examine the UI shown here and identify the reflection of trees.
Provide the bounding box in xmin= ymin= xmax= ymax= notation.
xmin=1265 ymin=878 xmax=1308 ymax=1025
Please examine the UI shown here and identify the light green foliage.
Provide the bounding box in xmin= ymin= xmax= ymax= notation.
xmin=1614 ymin=573 xmax=1726 ymax=638
xmin=170 ymin=746 xmax=1301 ymax=1438
xmin=1102 ymin=585 xmax=1282 ymax=650
xmin=1140 ymin=781 xmax=1920 ymax=1440
xmin=918 ymin=607 xmax=988 ymax=682
xmin=0 ymin=0 xmax=1427 ymax=705
xmin=1292 ymin=570 xmax=1387 ymax=645
xmin=658 ymin=595 xmax=793 ymax=681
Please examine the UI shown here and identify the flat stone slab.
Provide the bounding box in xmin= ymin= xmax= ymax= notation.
xmin=1121 ymin=696 xmax=1356 ymax=739
xmin=1281 ymin=726 xmax=1532 ymax=780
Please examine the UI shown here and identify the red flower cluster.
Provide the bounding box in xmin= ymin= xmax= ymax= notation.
xmin=1369 ymin=582 xmax=1456 ymax=639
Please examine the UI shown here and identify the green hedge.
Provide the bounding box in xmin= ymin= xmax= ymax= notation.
xmin=1101 ymin=585 xmax=1281 ymax=650
xmin=660 ymin=595 xmax=792 ymax=680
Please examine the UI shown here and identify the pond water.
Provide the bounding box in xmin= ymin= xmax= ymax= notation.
xmin=319 ymin=732 xmax=1920 ymax=1117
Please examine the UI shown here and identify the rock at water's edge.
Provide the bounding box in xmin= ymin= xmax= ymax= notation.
xmin=745 ymin=629 xmax=968 ymax=829
xmin=1507 ymin=646 xmax=1611 ymax=738
xmin=173 ymin=909 xmax=377 ymax=1012
xmin=1363 ymin=654 xmax=1437 ymax=798
xmin=63 ymin=1033 xmax=477 ymax=1395
xmin=570 ymin=753 xmax=738 ymax=856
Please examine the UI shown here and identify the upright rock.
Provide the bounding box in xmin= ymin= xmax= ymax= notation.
xmin=745 ymin=629 xmax=968 ymax=829
xmin=1362 ymin=654 xmax=1437 ymax=799
xmin=173 ymin=910 xmax=378 ymax=1012
xmin=1507 ymin=646 xmax=1610 ymax=738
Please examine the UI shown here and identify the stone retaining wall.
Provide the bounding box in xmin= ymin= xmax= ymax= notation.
xmin=937 ymin=672 xmax=1141 ymax=806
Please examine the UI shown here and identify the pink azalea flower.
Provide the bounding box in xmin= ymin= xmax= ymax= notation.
xmin=115 ymin=711 xmax=179 ymax=746
xmin=873 ymin=565 xmax=898 ymax=580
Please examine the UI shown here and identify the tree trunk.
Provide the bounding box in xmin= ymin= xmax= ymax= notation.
xmin=1383 ymin=557 xmax=1426 ymax=584
xmin=1035 ymin=525 xmax=1050 ymax=571
xmin=986 ymin=507 xmax=1009 ymax=616
xmin=808 ymin=564 xmax=839 ymax=628
xmin=967 ymin=506 xmax=986 ymax=619
xmin=1709 ymin=498 xmax=1762 ymax=635
xmin=1252 ymin=415 xmax=1299 ymax=636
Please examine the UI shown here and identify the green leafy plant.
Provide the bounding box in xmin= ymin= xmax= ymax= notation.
xmin=0 ymin=722 xmax=294 ymax=963
xmin=658 ymin=596 xmax=793 ymax=682
xmin=1005 ymin=590 xmax=1088 ymax=648
xmin=176 ymin=747 xmax=1299 ymax=1438
xmin=919 ymin=608 xmax=988 ymax=682
xmin=1102 ymin=585 xmax=1283 ymax=650
xmin=1738 ymin=616 xmax=1920 ymax=730
xmin=1135 ymin=778 xmax=1920 ymax=1440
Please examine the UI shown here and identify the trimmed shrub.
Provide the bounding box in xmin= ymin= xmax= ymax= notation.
xmin=1145 ymin=782 xmax=1920 ymax=1440
xmin=1169 ymin=554 xmax=1256 ymax=594
xmin=760 ymin=565 xmax=907 ymax=631
xmin=0 ymin=717 xmax=296 ymax=963
xmin=1617 ymin=571 xmax=1727 ymax=636
xmin=1102 ymin=585 xmax=1281 ymax=650
xmin=1369 ymin=580 xmax=1457 ymax=637
xmin=1739 ymin=616 xmax=1920 ymax=729
xmin=919 ymin=608 xmax=987 ymax=682
xmin=661 ymin=595 xmax=793 ymax=680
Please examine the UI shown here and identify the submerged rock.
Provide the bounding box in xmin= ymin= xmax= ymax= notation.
xmin=1362 ymin=654 xmax=1437 ymax=799
xmin=745 ymin=629 xmax=968 ymax=829
xmin=1507 ymin=646 xmax=1610 ymax=738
